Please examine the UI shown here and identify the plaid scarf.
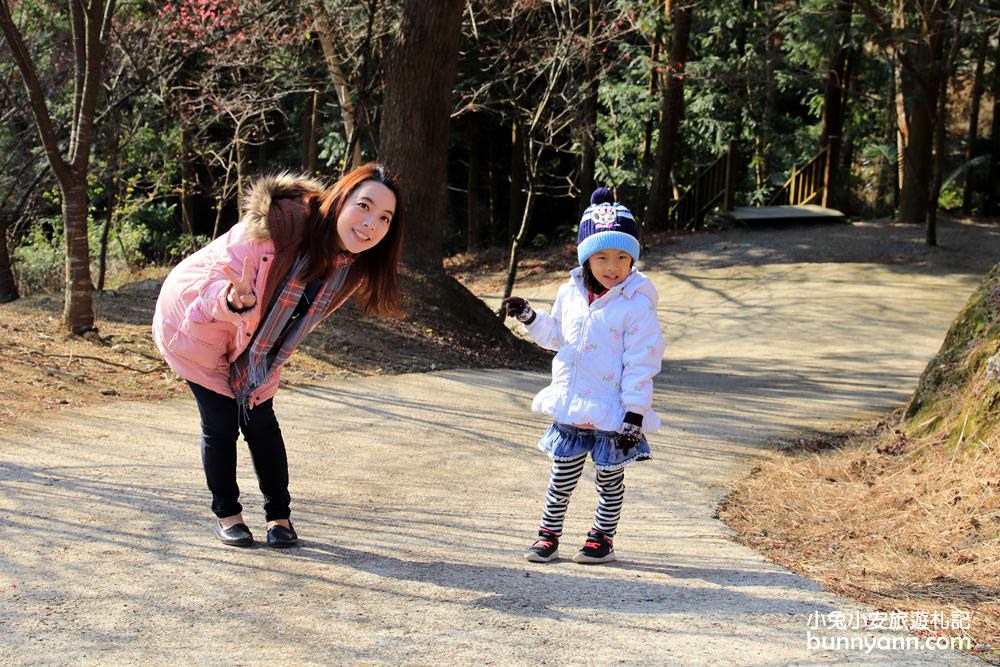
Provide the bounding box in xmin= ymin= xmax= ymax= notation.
xmin=230 ymin=252 xmax=354 ymax=413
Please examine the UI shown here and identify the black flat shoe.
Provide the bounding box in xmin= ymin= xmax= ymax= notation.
xmin=212 ymin=520 xmax=253 ymax=547
xmin=266 ymin=522 xmax=298 ymax=548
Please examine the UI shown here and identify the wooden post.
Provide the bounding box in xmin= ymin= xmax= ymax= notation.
xmin=821 ymin=139 xmax=836 ymax=208
xmin=724 ymin=139 xmax=738 ymax=211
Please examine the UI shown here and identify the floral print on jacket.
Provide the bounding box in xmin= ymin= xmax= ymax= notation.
xmin=523 ymin=267 xmax=665 ymax=433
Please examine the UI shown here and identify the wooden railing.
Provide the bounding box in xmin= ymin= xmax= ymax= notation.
xmin=668 ymin=139 xmax=739 ymax=229
xmin=768 ymin=139 xmax=836 ymax=207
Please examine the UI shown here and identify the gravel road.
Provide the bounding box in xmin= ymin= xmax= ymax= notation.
xmin=2 ymin=217 xmax=996 ymax=665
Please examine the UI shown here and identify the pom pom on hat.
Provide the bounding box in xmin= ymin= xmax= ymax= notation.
xmin=590 ymin=187 xmax=614 ymax=205
xmin=577 ymin=187 xmax=640 ymax=266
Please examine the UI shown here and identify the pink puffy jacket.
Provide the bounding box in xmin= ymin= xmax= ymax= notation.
xmin=152 ymin=174 xmax=336 ymax=409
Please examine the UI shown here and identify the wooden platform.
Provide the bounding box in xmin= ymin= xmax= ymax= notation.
xmin=728 ymin=204 xmax=845 ymax=225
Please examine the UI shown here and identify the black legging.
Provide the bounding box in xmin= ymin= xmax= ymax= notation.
xmin=188 ymin=382 xmax=291 ymax=522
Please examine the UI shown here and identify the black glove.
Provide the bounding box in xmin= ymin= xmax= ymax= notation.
xmin=501 ymin=296 xmax=536 ymax=324
xmin=618 ymin=411 xmax=644 ymax=455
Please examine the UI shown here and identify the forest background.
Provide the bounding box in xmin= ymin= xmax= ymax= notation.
xmin=3 ymin=0 xmax=999 ymax=330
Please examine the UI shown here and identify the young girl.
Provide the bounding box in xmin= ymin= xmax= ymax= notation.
xmin=502 ymin=187 xmax=664 ymax=564
xmin=153 ymin=163 xmax=403 ymax=548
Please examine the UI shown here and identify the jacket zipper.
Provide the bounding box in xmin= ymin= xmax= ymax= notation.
xmin=566 ymin=292 xmax=595 ymax=402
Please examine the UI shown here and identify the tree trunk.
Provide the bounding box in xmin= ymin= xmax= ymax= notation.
xmin=507 ymin=117 xmax=526 ymax=247
xmin=488 ymin=116 xmax=504 ymax=247
xmin=466 ymin=114 xmax=481 ymax=252
xmin=312 ymin=0 xmax=362 ymax=171
xmin=0 ymin=0 xmax=115 ymax=333
xmin=180 ymin=120 xmax=197 ymax=238
xmin=345 ymin=0 xmax=381 ymax=170
xmin=897 ymin=68 xmax=936 ymax=223
xmin=236 ymin=120 xmax=249 ymax=198
xmin=764 ymin=2 xmax=777 ymax=182
xmin=61 ymin=178 xmax=95 ymax=333
xmin=893 ymin=0 xmax=946 ymax=224
xmin=896 ymin=0 xmax=945 ymax=228
xmin=875 ymin=60 xmax=895 ymax=211
xmin=97 ymin=108 xmax=122 ymax=291
xmin=732 ymin=0 xmax=750 ymax=147
xmin=898 ymin=84 xmax=933 ymax=224
xmin=645 ymin=0 xmax=694 ymax=229
xmin=379 ymin=0 xmax=464 ymax=268
xmin=577 ymin=0 xmax=599 ymax=214
xmin=838 ymin=50 xmax=858 ymax=178
xmin=0 ymin=217 xmax=16 ymax=303
xmin=819 ymin=0 xmax=854 ymax=209
xmin=962 ymin=30 xmax=987 ymax=214
xmin=638 ymin=31 xmax=661 ymax=204
xmin=891 ymin=0 xmax=909 ymax=216
xmin=0 ymin=169 xmax=43 ymax=303
xmin=96 ymin=182 xmax=115 ymax=292
xmin=926 ymin=4 xmax=963 ymax=246
xmin=502 ymin=188 xmax=536 ymax=300
xmin=986 ymin=41 xmax=1000 ymax=215
xmin=894 ymin=57 xmax=908 ymax=209
xmin=377 ymin=0 xmax=521 ymax=352
xmin=750 ymin=0 xmax=776 ymax=192
xmin=211 ymin=164 xmax=231 ymax=239
xmin=302 ymin=90 xmax=321 ymax=175
xmin=0 ymin=169 xmax=46 ymax=302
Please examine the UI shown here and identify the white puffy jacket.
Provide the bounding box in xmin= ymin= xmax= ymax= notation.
xmin=524 ymin=267 xmax=665 ymax=433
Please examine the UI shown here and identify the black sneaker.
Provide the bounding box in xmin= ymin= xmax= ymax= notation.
xmin=573 ymin=529 xmax=615 ymax=564
xmin=524 ymin=529 xmax=559 ymax=562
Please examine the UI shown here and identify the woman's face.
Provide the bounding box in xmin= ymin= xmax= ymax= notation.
xmin=335 ymin=181 xmax=396 ymax=254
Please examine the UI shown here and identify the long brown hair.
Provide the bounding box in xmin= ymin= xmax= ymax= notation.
xmin=301 ymin=163 xmax=404 ymax=317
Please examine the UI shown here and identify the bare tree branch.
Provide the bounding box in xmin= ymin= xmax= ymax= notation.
xmin=0 ymin=0 xmax=70 ymax=182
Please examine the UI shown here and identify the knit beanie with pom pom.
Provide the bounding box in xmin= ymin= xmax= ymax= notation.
xmin=576 ymin=187 xmax=640 ymax=266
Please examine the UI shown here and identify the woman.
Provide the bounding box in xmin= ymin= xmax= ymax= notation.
xmin=153 ymin=163 xmax=403 ymax=548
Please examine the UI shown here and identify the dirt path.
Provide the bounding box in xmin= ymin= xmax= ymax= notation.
xmin=2 ymin=219 xmax=997 ymax=665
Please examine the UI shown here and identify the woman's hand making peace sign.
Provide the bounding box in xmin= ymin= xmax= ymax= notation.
xmin=222 ymin=257 xmax=257 ymax=312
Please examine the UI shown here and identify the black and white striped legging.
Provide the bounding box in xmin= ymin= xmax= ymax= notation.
xmin=539 ymin=453 xmax=625 ymax=537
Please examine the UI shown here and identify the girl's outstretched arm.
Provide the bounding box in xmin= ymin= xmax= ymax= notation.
xmin=521 ymin=285 xmax=568 ymax=351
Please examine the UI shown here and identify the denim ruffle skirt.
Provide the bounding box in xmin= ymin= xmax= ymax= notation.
xmin=538 ymin=422 xmax=651 ymax=471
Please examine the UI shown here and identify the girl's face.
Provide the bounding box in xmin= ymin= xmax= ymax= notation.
xmin=335 ymin=181 xmax=396 ymax=254
xmin=587 ymin=249 xmax=633 ymax=291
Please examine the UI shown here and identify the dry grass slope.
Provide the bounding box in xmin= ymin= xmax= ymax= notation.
xmin=721 ymin=262 xmax=1000 ymax=662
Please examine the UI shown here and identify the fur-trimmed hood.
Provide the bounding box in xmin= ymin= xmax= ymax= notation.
xmin=241 ymin=172 xmax=326 ymax=242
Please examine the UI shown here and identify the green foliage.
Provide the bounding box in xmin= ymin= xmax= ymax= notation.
xmin=128 ymin=200 xmax=184 ymax=262
xmin=91 ymin=214 xmax=151 ymax=265
xmin=11 ymin=206 xmax=165 ymax=295
xmin=857 ymin=142 xmax=897 ymax=210
xmin=780 ymin=0 xmax=834 ymax=71
xmin=596 ymin=55 xmax=660 ymax=190
xmin=11 ymin=219 xmax=64 ymax=294
xmin=318 ymin=122 xmax=348 ymax=169
xmin=937 ymin=180 xmax=963 ymax=211
xmin=2 ymin=0 xmax=982 ymax=270
xmin=861 ymin=142 xmax=896 ymax=166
